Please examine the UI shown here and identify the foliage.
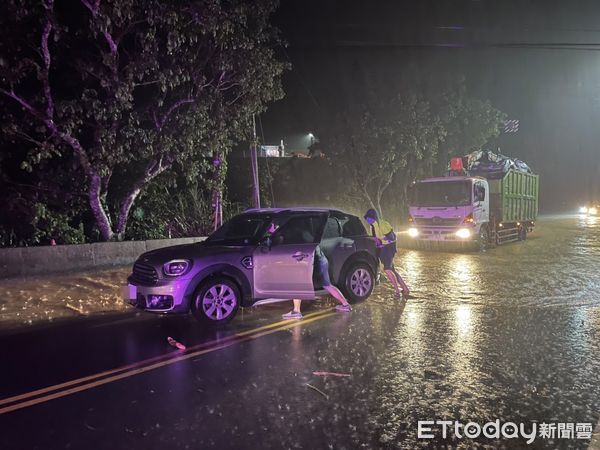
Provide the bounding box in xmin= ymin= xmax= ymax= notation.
xmin=0 ymin=0 xmax=287 ymax=241
xmin=432 ymin=81 xmax=507 ymax=174
xmin=0 ymin=150 xmax=89 ymax=246
xmin=327 ymin=92 xmax=445 ymax=216
xmin=30 ymin=203 xmax=86 ymax=245
xmin=325 ymin=80 xmax=505 ymax=219
xmin=125 ymin=174 xmax=234 ymax=241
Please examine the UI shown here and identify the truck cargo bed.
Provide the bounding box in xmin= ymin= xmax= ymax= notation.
xmin=488 ymin=169 xmax=539 ymax=223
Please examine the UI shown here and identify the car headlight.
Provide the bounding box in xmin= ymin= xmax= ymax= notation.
xmin=589 ymin=207 xmax=598 ymax=215
xmin=163 ymin=259 xmax=191 ymax=277
xmin=455 ymin=228 xmax=472 ymax=239
xmin=408 ymin=227 xmax=419 ymax=238
xmin=580 ymin=206 xmax=588 ymax=214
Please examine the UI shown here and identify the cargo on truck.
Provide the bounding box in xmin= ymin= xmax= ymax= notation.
xmin=406 ymin=150 xmax=539 ymax=250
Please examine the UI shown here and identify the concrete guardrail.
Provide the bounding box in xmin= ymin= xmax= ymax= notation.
xmin=0 ymin=237 xmax=207 ymax=279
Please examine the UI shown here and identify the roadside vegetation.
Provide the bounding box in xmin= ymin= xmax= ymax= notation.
xmin=0 ymin=1 xmax=504 ymax=247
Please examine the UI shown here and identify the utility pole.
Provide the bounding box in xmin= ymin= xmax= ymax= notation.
xmin=211 ymin=150 xmax=223 ymax=231
xmin=249 ymin=115 xmax=261 ymax=209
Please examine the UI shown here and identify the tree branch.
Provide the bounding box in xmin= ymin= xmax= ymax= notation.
xmin=227 ymin=92 xmax=246 ymax=106
xmin=155 ymin=98 xmax=194 ymax=130
xmin=0 ymin=88 xmax=47 ymax=123
xmin=80 ymin=0 xmax=100 ymax=16
xmin=103 ymin=31 xmax=118 ymax=57
xmin=41 ymin=0 xmax=54 ymax=121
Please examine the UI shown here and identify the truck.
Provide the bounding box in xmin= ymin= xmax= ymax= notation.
xmin=406 ymin=153 xmax=539 ymax=250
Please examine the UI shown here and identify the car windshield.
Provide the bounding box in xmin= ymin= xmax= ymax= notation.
xmin=411 ymin=181 xmax=472 ymax=207
xmin=205 ymin=214 xmax=272 ymax=246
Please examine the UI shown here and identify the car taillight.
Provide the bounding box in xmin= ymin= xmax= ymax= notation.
xmin=463 ymin=213 xmax=474 ymax=224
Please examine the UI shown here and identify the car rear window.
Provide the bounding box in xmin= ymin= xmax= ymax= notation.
xmin=336 ymin=215 xmax=367 ymax=237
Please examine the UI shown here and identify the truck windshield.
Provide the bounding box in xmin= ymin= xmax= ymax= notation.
xmin=412 ymin=181 xmax=472 ymax=207
xmin=205 ymin=214 xmax=271 ymax=246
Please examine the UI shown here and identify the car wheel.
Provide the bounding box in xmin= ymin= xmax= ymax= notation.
xmin=342 ymin=262 xmax=375 ymax=303
xmin=191 ymin=277 xmax=240 ymax=325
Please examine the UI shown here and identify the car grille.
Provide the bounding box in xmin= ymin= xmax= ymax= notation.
xmin=414 ymin=217 xmax=463 ymax=227
xmin=131 ymin=261 xmax=158 ymax=285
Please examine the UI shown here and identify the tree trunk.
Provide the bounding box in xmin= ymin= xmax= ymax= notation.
xmin=115 ymin=187 xmax=142 ymax=240
xmin=88 ymin=172 xmax=114 ymax=241
xmin=113 ymin=157 xmax=172 ymax=240
xmin=376 ymin=195 xmax=384 ymax=221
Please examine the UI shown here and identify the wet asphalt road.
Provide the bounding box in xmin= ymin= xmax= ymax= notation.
xmin=0 ymin=214 xmax=599 ymax=449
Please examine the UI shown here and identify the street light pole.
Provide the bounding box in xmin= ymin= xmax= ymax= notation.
xmin=249 ymin=115 xmax=261 ymax=209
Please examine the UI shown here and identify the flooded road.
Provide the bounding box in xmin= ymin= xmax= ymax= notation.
xmin=0 ymin=214 xmax=599 ymax=448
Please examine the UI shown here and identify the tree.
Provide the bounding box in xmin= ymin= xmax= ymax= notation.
xmin=326 ymin=82 xmax=505 ymax=220
xmin=432 ymin=81 xmax=506 ymax=174
xmin=0 ymin=0 xmax=286 ymax=241
xmin=328 ymin=93 xmax=444 ymax=217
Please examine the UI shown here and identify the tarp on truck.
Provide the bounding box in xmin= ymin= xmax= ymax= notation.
xmin=457 ymin=150 xmax=533 ymax=179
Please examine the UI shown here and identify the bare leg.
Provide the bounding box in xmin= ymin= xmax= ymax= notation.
xmin=392 ymin=267 xmax=410 ymax=295
xmin=292 ymin=298 xmax=302 ymax=313
xmin=384 ymin=269 xmax=402 ymax=296
xmin=323 ymin=285 xmax=350 ymax=306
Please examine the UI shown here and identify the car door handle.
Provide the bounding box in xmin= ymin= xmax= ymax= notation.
xmin=292 ymin=252 xmax=309 ymax=261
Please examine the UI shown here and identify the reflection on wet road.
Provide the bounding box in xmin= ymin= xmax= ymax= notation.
xmin=0 ymin=215 xmax=599 ymax=449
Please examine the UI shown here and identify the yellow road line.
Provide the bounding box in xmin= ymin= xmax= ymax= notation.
xmin=0 ymin=308 xmax=332 ymax=408
xmin=0 ymin=310 xmax=336 ymax=415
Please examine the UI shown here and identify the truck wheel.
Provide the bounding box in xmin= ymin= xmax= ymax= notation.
xmin=191 ymin=277 xmax=240 ymax=325
xmin=477 ymin=226 xmax=489 ymax=251
xmin=518 ymin=225 xmax=527 ymax=241
xmin=342 ymin=262 xmax=375 ymax=303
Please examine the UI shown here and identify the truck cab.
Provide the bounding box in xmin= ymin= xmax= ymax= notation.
xmin=407 ymin=176 xmax=490 ymax=246
xmin=407 ymin=152 xmax=539 ymax=250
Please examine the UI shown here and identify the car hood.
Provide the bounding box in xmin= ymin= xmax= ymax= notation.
xmin=137 ymin=242 xmax=248 ymax=265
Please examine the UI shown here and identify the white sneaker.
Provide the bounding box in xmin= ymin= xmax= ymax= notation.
xmin=282 ymin=310 xmax=303 ymax=320
xmin=335 ymin=304 xmax=352 ymax=312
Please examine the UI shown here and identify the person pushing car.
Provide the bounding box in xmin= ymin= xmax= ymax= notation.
xmin=364 ymin=208 xmax=410 ymax=299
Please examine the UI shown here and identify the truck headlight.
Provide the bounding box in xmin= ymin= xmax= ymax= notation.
xmin=408 ymin=227 xmax=419 ymax=238
xmin=589 ymin=207 xmax=598 ymax=215
xmin=455 ymin=228 xmax=472 ymax=239
xmin=163 ymin=259 xmax=191 ymax=277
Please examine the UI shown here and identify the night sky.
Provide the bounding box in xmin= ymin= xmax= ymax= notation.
xmin=263 ymin=0 xmax=600 ymax=212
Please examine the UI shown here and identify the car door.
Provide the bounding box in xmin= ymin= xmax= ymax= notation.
xmin=473 ymin=181 xmax=489 ymax=224
xmin=252 ymin=214 xmax=327 ymax=299
xmin=319 ymin=214 xmax=357 ymax=285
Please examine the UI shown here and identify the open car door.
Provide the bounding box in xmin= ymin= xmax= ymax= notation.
xmin=252 ymin=213 xmax=327 ymax=299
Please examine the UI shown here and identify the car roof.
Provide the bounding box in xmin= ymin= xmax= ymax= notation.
xmin=242 ymin=207 xmax=346 ymax=215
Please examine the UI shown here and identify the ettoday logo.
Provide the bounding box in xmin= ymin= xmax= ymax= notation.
xmin=418 ymin=420 xmax=594 ymax=444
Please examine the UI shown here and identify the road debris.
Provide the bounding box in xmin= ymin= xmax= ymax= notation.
xmin=65 ymin=304 xmax=85 ymax=315
xmin=306 ymin=383 xmax=329 ymax=400
xmin=312 ymin=371 xmax=352 ymax=378
xmin=167 ymin=336 xmax=186 ymax=350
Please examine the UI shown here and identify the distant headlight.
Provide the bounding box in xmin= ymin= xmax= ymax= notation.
xmin=163 ymin=259 xmax=191 ymax=277
xmin=408 ymin=227 xmax=419 ymax=238
xmin=580 ymin=206 xmax=588 ymax=214
xmin=455 ymin=228 xmax=472 ymax=239
xmin=589 ymin=207 xmax=598 ymax=215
